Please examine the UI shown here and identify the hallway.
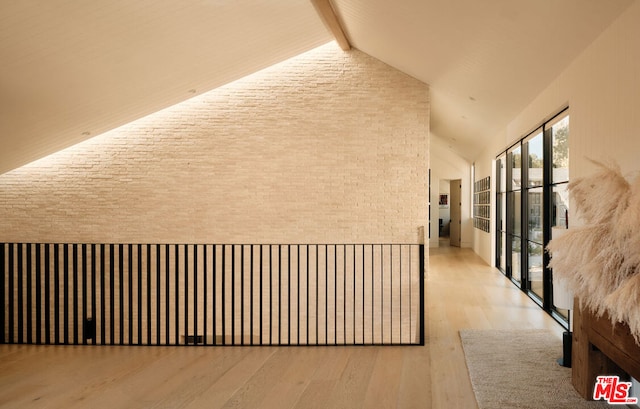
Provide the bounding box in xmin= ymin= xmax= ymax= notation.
xmin=428 ymin=246 xmax=563 ymax=407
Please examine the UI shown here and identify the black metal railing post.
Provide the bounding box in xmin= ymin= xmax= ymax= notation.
xmin=1 ymin=242 xmax=425 ymax=347
xmin=0 ymin=243 xmax=5 ymax=344
xmin=419 ymin=244 xmax=425 ymax=346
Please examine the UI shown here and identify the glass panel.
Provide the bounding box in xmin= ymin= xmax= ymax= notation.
xmin=511 ymin=236 xmax=521 ymax=284
xmin=552 ymin=114 xmax=569 ymax=183
xmin=508 ymin=191 xmax=521 ymax=237
xmin=528 ymin=242 xmax=544 ymax=298
xmin=497 ymin=192 xmax=506 ymax=232
xmin=552 ymin=270 xmax=570 ymax=320
xmin=552 ymin=184 xmax=569 ymax=231
xmin=510 ymin=145 xmax=522 ymax=190
xmin=497 ymin=190 xmax=507 ymax=273
xmin=527 ymin=131 xmax=544 ymax=187
xmin=498 ymin=155 xmax=506 ymax=193
xmin=500 ymin=233 xmax=507 ymax=272
xmin=552 ymin=183 xmax=570 ymax=321
xmin=550 ymin=112 xmax=569 ymax=323
xmin=528 ymin=187 xmax=543 ymax=244
xmin=555 ymin=307 xmax=569 ymax=321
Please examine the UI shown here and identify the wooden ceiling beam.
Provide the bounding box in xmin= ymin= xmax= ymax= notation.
xmin=310 ymin=0 xmax=351 ymax=51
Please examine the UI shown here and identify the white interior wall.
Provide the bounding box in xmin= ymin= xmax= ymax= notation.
xmin=471 ymin=132 xmax=504 ymax=265
xmin=429 ymin=134 xmax=472 ymax=248
xmin=506 ymin=0 xmax=640 ymax=181
xmin=473 ymin=1 xmax=640 ymax=260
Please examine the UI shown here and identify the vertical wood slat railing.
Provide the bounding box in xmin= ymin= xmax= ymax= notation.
xmin=1 ymin=243 xmax=424 ymax=346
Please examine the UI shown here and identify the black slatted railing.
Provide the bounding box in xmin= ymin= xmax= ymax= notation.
xmin=1 ymin=243 xmax=425 ymax=346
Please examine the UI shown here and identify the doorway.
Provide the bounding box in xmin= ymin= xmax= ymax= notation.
xmin=449 ymin=179 xmax=462 ymax=247
xmin=438 ymin=179 xmax=462 ymax=247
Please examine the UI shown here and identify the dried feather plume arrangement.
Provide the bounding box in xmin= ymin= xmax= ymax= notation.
xmin=547 ymin=160 xmax=640 ymax=343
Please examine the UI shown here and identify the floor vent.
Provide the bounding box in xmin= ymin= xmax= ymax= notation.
xmin=182 ymin=335 xmax=205 ymax=345
xmin=179 ymin=335 xmax=263 ymax=345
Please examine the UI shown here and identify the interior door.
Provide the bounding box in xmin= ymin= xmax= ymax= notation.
xmin=450 ymin=179 xmax=462 ymax=247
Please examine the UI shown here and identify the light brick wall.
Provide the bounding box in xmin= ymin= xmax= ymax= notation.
xmin=0 ymin=43 xmax=429 ymax=245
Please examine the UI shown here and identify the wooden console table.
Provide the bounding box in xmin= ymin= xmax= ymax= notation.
xmin=572 ymin=298 xmax=640 ymax=399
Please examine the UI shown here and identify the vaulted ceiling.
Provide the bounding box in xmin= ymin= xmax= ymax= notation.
xmin=0 ymin=0 xmax=634 ymax=174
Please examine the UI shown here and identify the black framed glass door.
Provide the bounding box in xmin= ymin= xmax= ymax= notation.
xmin=507 ymin=144 xmax=522 ymax=286
xmin=525 ymin=130 xmax=544 ymax=302
xmin=496 ymin=155 xmax=506 ymax=272
xmin=548 ymin=114 xmax=570 ymax=320
xmin=495 ymin=108 xmax=569 ymax=326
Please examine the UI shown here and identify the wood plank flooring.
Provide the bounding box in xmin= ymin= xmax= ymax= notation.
xmin=428 ymin=246 xmax=562 ymax=408
xmin=0 ymin=245 xmax=563 ymax=408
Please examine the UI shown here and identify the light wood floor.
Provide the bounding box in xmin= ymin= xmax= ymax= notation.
xmin=0 ymin=245 xmax=563 ymax=409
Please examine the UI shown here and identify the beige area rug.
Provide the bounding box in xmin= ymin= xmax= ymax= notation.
xmin=459 ymin=329 xmax=609 ymax=409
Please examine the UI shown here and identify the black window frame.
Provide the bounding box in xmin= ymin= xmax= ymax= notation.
xmin=495 ymin=107 xmax=570 ymax=329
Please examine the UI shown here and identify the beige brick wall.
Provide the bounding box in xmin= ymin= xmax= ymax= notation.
xmin=0 ymin=43 xmax=429 ymax=245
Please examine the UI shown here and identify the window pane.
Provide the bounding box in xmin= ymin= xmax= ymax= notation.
xmin=510 ymin=145 xmax=522 ymax=190
xmin=527 ymin=131 xmax=543 ymax=187
xmin=497 ymin=155 xmax=506 ymax=193
xmin=552 ymin=184 xmax=569 ymax=231
xmin=552 ymin=115 xmax=569 ymax=183
xmin=497 ymin=192 xmax=506 ymax=232
xmin=528 ymin=242 xmax=544 ymax=299
xmin=511 ymin=236 xmax=521 ymax=283
xmin=508 ymin=191 xmax=521 ymax=237
xmin=528 ymin=187 xmax=543 ymax=244
xmin=500 ymin=232 xmax=507 ymax=272
xmin=551 ymin=182 xmax=570 ymax=321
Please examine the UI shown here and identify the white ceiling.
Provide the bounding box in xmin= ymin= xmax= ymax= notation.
xmin=331 ymin=0 xmax=634 ymax=159
xmin=0 ymin=0 xmax=331 ymax=174
xmin=0 ymin=0 xmax=634 ymax=174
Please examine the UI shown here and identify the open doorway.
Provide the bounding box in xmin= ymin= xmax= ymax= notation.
xmin=449 ymin=179 xmax=461 ymax=247
xmin=438 ymin=179 xmax=461 ymax=247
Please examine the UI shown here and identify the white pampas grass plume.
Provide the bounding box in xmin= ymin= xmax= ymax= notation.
xmin=568 ymin=160 xmax=630 ymax=225
xmin=604 ymin=274 xmax=640 ymax=343
xmin=548 ymin=223 xmax=627 ymax=316
xmin=613 ymin=175 xmax=640 ymax=276
xmin=546 ymin=159 xmax=640 ymax=343
xmin=547 ymin=225 xmax=607 ymax=279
